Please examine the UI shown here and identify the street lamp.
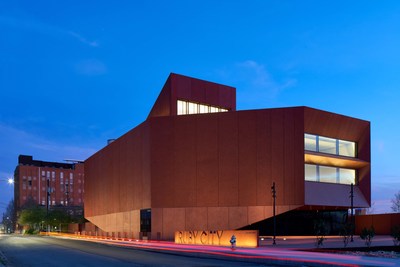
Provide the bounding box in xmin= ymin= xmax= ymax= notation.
xmin=271 ymin=182 xmax=276 ymax=245
xmin=349 ymin=183 xmax=354 ymax=242
xmin=1 ymin=178 xmax=14 ymax=185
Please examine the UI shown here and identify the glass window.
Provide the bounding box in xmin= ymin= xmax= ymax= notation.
xmin=210 ymin=106 xmax=218 ymax=113
xmin=339 ymin=140 xmax=356 ymax=157
xmin=177 ymin=100 xmax=187 ymax=115
xmin=318 ymin=136 xmax=337 ymax=155
xmin=199 ymin=104 xmax=208 ymax=114
xmin=305 ymin=164 xmax=356 ymax=185
xmin=305 ymin=164 xmax=318 ymax=182
xmin=305 ymin=134 xmax=317 ymax=151
xmin=319 ymin=166 xmax=337 ymax=183
xmin=339 ymin=168 xmax=356 ymax=185
xmin=305 ymin=133 xmax=356 ymax=158
xmin=177 ymin=100 xmax=229 ymax=115
xmin=188 ymin=102 xmax=198 ymax=114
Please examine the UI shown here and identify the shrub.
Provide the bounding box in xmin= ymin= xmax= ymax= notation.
xmin=360 ymin=226 xmax=375 ymax=247
xmin=339 ymin=223 xmax=353 ymax=247
xmin=391 ymin=225 xmax=400 ymax=246
xmin=314 ymin=218 xmax=328 ymax=247
xmin=24 ymin=228 xmax=37 ymax=235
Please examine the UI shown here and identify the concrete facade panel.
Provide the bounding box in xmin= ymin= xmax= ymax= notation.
xmin=174 ymin=74 xmax=192 ymax=101
xmin=173 ymin=116 xmax=197 ymax=207
xmin=218 ymin=85 xmax=236 ymax=111
xmin=185 ymin=207 xmax=208 ymax=230
xmin=196 ymin=116 xmax=219 ymax=207
xmin=191 ymin=78 xmax=207 ymax=103
xmin=151 ymin=208 xmax=163 ymax=238
xmin=208 ymin=207 xmax=229 ymax=230
xmin=255 ymin=111 xmax=272 ymax=205
xmin=218 ymin=113 xmax=239 ymax=206
xmin=163 ymin=208 xmax=186 ymax=240
xmin=248 ymin=206 xmax=265 ymax=225
xmin=238 ymin=111 xmax=257 ymax=206
xmin=228 ymin=207 xmax=248 ymax=229
xmin=150 ymin=118 xmax=175 ymax=207
xmin=270 ymin=109 xmax=285 ymax=206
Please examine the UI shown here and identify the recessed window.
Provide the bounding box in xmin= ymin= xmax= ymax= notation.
xmin=305 ymin=133 xmax=356 ymax=157
xmin=177 ymin=100 xmax=228 ymax=115
xmin=305 ymin=164 xmax=356 ymax=185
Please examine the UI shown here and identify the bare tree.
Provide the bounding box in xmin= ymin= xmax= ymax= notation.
xmin=391 ymin=191 xmax=400 ymax=213
xmin=2 ymin=199 xmax=15 ymax=233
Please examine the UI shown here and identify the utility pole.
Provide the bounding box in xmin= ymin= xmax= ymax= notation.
xmin=271 ymin=182 xmax=276 ymax=245
xmin=350 ymin=183 xmax=354 ymax=242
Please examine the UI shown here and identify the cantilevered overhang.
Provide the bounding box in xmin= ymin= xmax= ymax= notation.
xmin=305 ymin=181 xmax=369 ymax=208
xmin=305 ymin=151 xmax=369 ymax=169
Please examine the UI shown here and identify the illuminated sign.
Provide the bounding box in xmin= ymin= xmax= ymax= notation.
xmin=175 ymin=230 xmax=259 ymax=248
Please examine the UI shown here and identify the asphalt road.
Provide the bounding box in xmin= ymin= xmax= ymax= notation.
xmin=0 ymin=235 xmax=270 ymax=267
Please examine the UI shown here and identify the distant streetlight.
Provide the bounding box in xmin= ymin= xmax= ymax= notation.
xmin=1 ymin=178 xmax=14 ymax=185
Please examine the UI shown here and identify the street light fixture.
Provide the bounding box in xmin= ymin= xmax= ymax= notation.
xmin=271 ymin=182 xmax=277 ymax=245
xmin=349 ymin=183 xmax=354 ymax=242
xmin=1 ymin=178 xmax=14 ymax=185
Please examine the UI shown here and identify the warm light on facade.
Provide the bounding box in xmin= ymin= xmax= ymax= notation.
xmin=175 ymin=230 xmax=259 ymax=248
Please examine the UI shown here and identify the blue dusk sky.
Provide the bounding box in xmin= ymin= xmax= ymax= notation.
xmin=1 ymin=1 xmax=399 ymax=216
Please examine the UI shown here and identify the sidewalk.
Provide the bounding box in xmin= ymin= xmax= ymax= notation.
xmin=56 ymin=234 xmax=400 ymax=266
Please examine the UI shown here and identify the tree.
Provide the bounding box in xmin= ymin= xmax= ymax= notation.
xmin=45 ymin=209 xmax=72 ymax=228
xmin=2 ymin=199 xmax=15 ymax=233
xmin=18 ymin=206 xmax=46 ymax=231
xmin=391 ymin=191 xmax=400 ymax=213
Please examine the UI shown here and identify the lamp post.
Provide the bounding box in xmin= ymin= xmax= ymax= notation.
xmin=271 ymin=182 xmax=276 ymax=245
xmin=350 ymin=183 xmax=354 ymax=242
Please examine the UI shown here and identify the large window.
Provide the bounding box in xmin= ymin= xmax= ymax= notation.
xmin=305 ymin=134 xmax=356 ymax=158
xmin=177 ymin=100 xmax=228 ymax=115
xmin=305 ymin=164 xmax=356 ymax=185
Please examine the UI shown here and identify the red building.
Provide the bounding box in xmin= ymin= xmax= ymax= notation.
xmin=14 ymin=155 xmax=84 ymax=221
xmin=85 ymin=73 xmax=370 ymax=239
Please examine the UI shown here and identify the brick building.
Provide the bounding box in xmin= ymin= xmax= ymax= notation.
xmin=14 ymin=155 xmax=84 ymax=226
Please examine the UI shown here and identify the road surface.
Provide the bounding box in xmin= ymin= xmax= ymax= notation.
xmin=0 ymin=235 xmax=270 ymax=266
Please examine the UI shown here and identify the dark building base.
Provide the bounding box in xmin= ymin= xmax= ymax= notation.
xmin=241 ymin=210 xmax=349 ymax=236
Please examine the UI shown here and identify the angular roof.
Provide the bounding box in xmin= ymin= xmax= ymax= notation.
xmin=147 ymin=73 xmax=236 ymax=118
